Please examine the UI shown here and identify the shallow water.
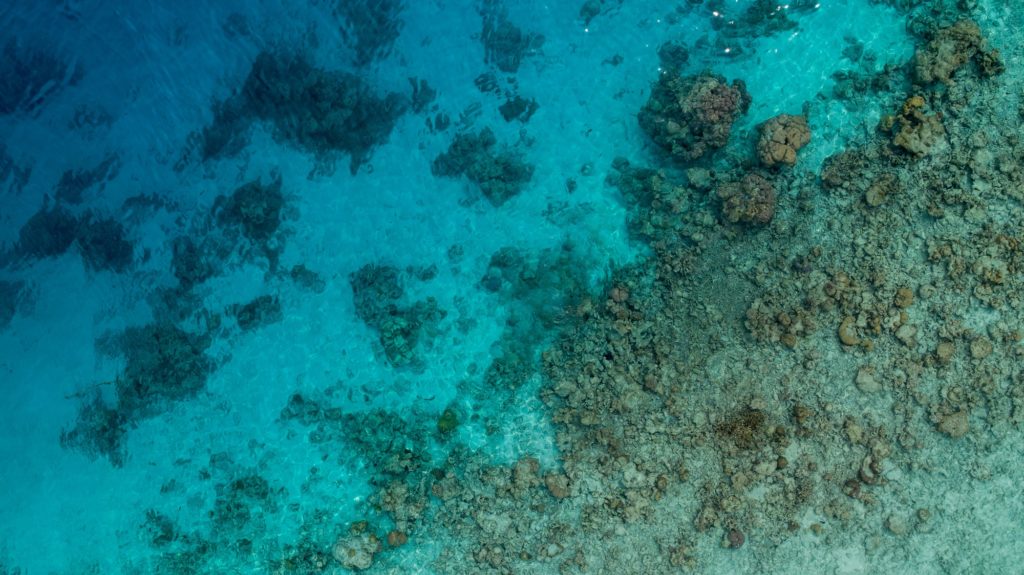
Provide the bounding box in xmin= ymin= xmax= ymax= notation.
xmin=1 ymin=0 xmax=1023 ymax=573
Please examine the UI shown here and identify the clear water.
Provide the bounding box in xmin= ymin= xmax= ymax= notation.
xmin=1 ymin=0 xmax=1022 ymax=573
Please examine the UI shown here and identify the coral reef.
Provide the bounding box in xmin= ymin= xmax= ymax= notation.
xmin=170 ymin=235 xmax=216 ymax=289
xmin=0 ymin=39 xmax=82 ymax=115
xmin=408 ymin=77 xmax=437 ymax=114
xmin=498 ymin=95 xmax=539 ymax=123
xmin=64 ymin=322 xmax=215 ymax=466
xmin=757 ymin=114 xmax=811 ymax=167
xmin=436 ymin=406 xmax=459 ymax=435
xmin=27 ymin=4 xmax=1024 ymax=574
xmin=230 ymin=294 xmax=283 ymax=331
xmin=75 ymin=213 xmax=134 ymax=273
xmin=15 ymin=203 xmax=79 ymax=259
xmin=333 ymin=0 xmax=406 ymax=67
xmin=113 ymin=323 xmax=215 ymax=418
xmin=579 ymin=0 xmax=604 ymax=26
xmin=333 ymin=528 xmax=381 ymax=571
xmin=15 ymin=202 xmax=134 ymax=272
xmin=54 ymin=154 xmax=120 ymax=205
xmin=213 ymin=472 xmax=278 ymax=531
xmin=349 ymin=264 xmax=446 ymax=368
xmin=0 ymin=143 xmax=31 ymax=196
xmin=707 ymin=0 xmax=817 ymax=44
xmin=913 ymin=19 xmax=1003 ymax=85
xmin=169 ymin=174 xmax=291 ymax=293
xmin=480 ymin=0 xmax=544 ymax=73
xmin=0 ymin=280 xmax=26 ymax=329
xmin=290 ymin=264 xmax=326 ymax=293
xmin=432 ymin=128 xmax=534 ymax=206
xmin=881 ymin=96 xmax=946 ymax=157
xmin=199 ymin=51 xmax=407 ymax=174
xmin=605 ymin=157 xmax=708 ymax=243
xmin=657 ymin=40 xmax=690 ymax=74
xmin=717 ymin=173 xmax=777 ymax=225
xmin=214 ymin=175 xmax=285 ymax=243
xmin=350 ymin=264 xmax=403 ymax=328
xmin=638 ymin=72 xmax=751 ymax=162
xmin=59 ymin=392 xmax=128 ymax=467
xmin=354 ymin=17 xmax=1024 ymax=567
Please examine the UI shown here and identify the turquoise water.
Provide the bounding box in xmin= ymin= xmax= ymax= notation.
xmin=1 ymin=0 xmax=1023 ymax=573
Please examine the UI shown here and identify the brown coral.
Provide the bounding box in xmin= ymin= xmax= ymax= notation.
xmin=882 ymin=96 xmax=946 ymax=157
xmin=717 ymin=173 xmax=776 ymax=225
xmin=757 ymin=114 xmax=811 ymax=167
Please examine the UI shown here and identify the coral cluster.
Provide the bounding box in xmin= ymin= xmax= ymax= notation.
xmin=756 ymin=114 xmax=811 ymax=167
xmin=214 ymin=175 xmax=285 ymax=243
xmin=432 ymin=128 xmax=535 ymax=206
xmin=0 ymin=280 xmax=26 ymax=329
xmin=638 ymin=72 xmax=751 ymax=162
xmin=717 ymin=173 xmax=777 ymax=225
xmin=913 ymin=19 xmax=1003 ymax=85
xmin=349 ymin=264 xmax=446 ymax=368
xmin=334 ymin=0 xmax=406 ymax=67
xmin=61 ymin=323 xmax=215 ymax=466
xmin=881 ymin=95 xmax=946 ymax=157
xmin=480 ymin=0 xmax=544 ymax=73
xmin=15 ymin=201 xmax=134 ymax=272
xmin=54 ymin=154 xmax=120 ymax=204
xmin=0 ymin=39 xmax=82 ymax=115
xmin=199 ymin=51 xmax=407 ymax=174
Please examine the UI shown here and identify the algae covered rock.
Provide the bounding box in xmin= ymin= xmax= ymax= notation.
xmin=757 ymin=114 xmax=811 ymax=167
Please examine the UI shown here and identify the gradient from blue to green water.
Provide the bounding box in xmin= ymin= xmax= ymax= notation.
xmin=1 ymin=0 xmax=1022 ymax=573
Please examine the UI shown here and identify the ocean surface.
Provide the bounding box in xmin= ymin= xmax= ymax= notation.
xmin=1 ymin=0 xmax=1022 ymax=573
